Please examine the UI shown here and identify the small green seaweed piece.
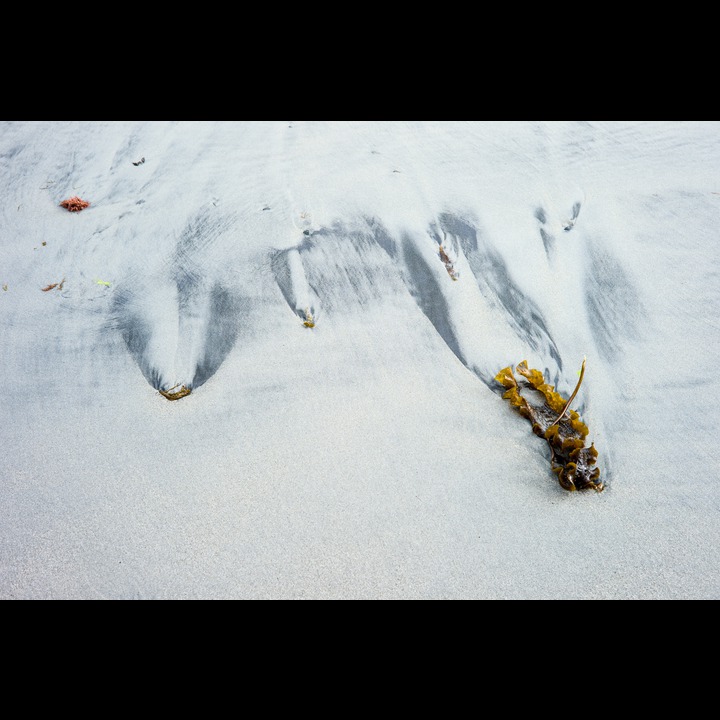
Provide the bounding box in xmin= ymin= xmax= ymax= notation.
xmin=494 ymin=360 xmax=603 ymax=493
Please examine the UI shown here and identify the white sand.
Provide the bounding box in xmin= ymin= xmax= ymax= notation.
xmin=1 ymin=120 xmax=718 ymax=599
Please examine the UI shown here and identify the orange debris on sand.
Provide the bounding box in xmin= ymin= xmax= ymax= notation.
xmin=59 ymin=196 xmax=90 ymax=212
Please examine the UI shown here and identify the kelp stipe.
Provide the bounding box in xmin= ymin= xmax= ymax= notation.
xmin=495 ymin=359 xmax=603 ymax=493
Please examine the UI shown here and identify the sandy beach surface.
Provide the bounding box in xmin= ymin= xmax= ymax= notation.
xmin=1 ymin=120 xmax=718 ymax=599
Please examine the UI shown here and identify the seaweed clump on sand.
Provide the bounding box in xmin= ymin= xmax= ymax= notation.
xmin=495 ymin=359 xmax=603 ymax=493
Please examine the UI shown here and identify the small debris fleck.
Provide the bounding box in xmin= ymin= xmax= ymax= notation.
xmin=439 ymin=244 xmax=459 ymax=281
xmin=262 ymin=206 xmax=271 ymax=211
xmin=42 ymin=282 xmax=59 ymax=292
xmin=159 ymin=384 xmax=192 ymax=401
xmin=42 ymin=241 xmax=47 ymax=246
xmin=132 ymin=157 xmax=145 ymax=166
xmin=2 ymin=283 xmax=7 ymax=291
xmin=60 ymin=196 xmax=90 ymax=212
xmin=96 ymin=279 xmax=111 ymax=287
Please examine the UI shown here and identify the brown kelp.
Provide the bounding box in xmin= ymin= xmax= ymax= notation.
xmin=159 ymin=384 xmax=192 ymax=401
xmin=495 ymin=359 xmax=603 ymax=492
